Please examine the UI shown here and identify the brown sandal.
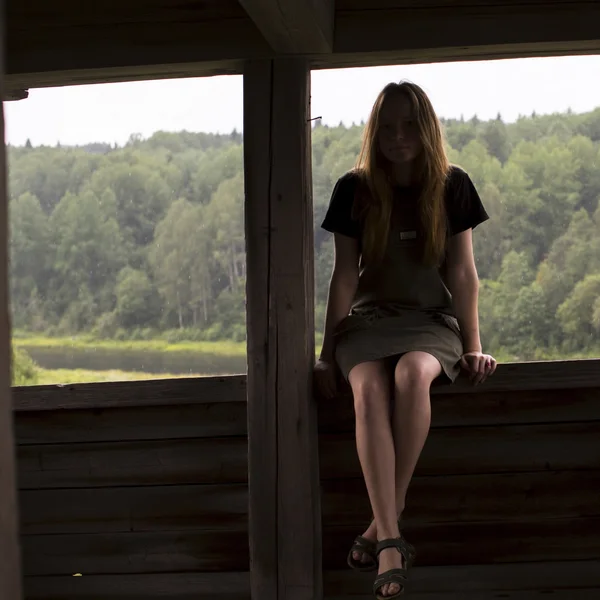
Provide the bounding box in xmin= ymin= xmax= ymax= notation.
xmin=347 ymin=535 xmax=378 ymax=571
xmin=373 ymin=537 xmax=415 ymax=598
xmin=347 ymin=518 xmax=415 ymax=573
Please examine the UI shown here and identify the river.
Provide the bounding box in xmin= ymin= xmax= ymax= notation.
xmin=21 ymin=344 xmax=247 ymax=377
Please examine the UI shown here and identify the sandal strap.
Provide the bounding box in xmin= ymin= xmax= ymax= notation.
xmin=348 ymin=535 xmax=377 ymax=570
xmin=373 ymin=568 xmax=408 ymax=595
xmin=352 ymin=535 xmax=376 ymax=549
xmin=376 ymin=537 xmax=413 ymax=561
xmin=374 ymin=567 xmax=408 ymax=584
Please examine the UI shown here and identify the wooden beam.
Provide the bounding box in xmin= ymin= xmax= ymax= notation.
xmin=11 ymin=359 xmax=600 ymax=412
xmin=2 ymin=88 xmax=26 ymax=100
xmin=12 ymin=375 xmax=246 ymax=412
xmin=6 ymin=1 xmax=600 ymax=87
xmin=24 ymin=572 xmax=250 ymax=599
xmin=244 ymin=58 xmax=322 ymax=600
xmin=332 ymin=2 xmax=600 ymax=57
xmin=6 ymin=18 xmax=271 ymax=85
xmin=5 ymin=61 xmax=246 ymax=93
xmin=0 ymin=0 xmax=23 ymax=596
xmin=238 ymin=0 xmax=334 ymax=53
xmin=325 ymin=559 xmax=600 ymax=596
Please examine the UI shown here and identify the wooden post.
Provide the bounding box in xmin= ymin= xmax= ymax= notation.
xmin=244 ymin=58 xmax=322 ymax=600
xmin=0 ymin=0 xmax=24 ymax=597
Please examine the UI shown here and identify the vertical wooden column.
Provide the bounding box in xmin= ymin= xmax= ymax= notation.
xmin=0 ymin=0 xmax=23 ymax=598
xmin=244 ymin=58 xmax=322 ymax=600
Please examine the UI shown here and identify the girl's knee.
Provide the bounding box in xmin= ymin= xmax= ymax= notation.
xmin=394 ymin=352 xmax=441 ymax=393
xmin=349 ymin=363 xmax=390 ymax=420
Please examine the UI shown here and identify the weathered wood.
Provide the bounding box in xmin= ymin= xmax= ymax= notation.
xmin=12 ymin=375 xmax=246 ymax=412
xmin=333 ymin=2 xmax=600 ymax=56
xmin=319 ymin=386 xmax=600 ymax=432
xmin=21 ymin=562 xmax=600 ymax=599
xmin=324 ymin=559 xmax=600 ymax=595
xmin=11 ymin=360 xmax=600 ymax=414
xmin=24 ymin=572 xmax=250 ymax=600
xmin=12 ymin=384 xmax=600 ymax=447
xmin=6 ymin=1 xmax=600 ymax=88
xmin=0 ymin=0 xmax=23 ymax=593
xmin=19 ymin=469 xmax=599 ymax=539
xmin=319 ymin=422 xmax=600 ymax=479
xmin=338 ymin=0 xmax=576 ymax=7
xmin=12 ymin=360 xmax=600 ymax=413
xmin=238 ymin=0 xmax=334 ymax=53
xmin=244 ymin=58 xmax=322 ymax=600
xmin=321 ymin=470 xmax=600 ymax=526
xmin=244 ymin=59 xmax=278 ymax=600
xmin=19 ymin=484 xmax=247 ymax=535
xmin=6 ymin=5 xmax=269 ymax=80
xmin=14 ymin=401 xmax=247 ymax=444
xmin=6 ymin=60 xmax=245 ymax=92
xmin=385 ymin=591 xmax=600 ymax=600
xmin=436 ymin=360 xmax=600 ymax=394
xmin=16 ymin=437 xmax=247 ymax=489
xmin=22 ymin=529 xmax=249 ymax=576
xmin=323 ymin=516 xmax=600 ymax=568
xmin=11 ymin=0 xmax=245 ymax=23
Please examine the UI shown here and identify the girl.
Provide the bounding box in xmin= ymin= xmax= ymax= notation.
xmin=314 ymin=81 xmax=497 ymax=598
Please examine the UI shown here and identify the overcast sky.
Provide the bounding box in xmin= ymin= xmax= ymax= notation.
xmin=4 ymin=54 xmax=600 ymax=147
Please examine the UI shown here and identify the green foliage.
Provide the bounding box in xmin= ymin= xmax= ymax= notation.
xmin=12 ymin=347 xmax=39 ymax=386
xmin=114 ymin=267 xmax=161 ymax=330
xmin=557 ymin=274 xmax=600 ymax=348
xmin=8 ymin=108 xmax=600 ymax=362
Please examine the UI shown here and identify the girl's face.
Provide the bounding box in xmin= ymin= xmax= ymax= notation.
xmin=377 ymin=93 xmax=423 ymax=165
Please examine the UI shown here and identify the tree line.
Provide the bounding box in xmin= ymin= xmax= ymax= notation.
xmin=8 ymin=106 xmax=600 ymax=360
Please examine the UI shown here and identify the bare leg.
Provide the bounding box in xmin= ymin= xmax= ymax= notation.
xmin=374 ymin=351 xmax=441 ymax=596
xmin=348 ymin=361 xmax=400 ymax=589
xmin=392 ymin=351 xmax=440 ymax=518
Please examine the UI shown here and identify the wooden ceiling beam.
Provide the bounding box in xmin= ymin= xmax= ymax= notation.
xmin=334 ymin=3 xmax=600 ymax=56
xmin=318 ymin=2 xmax=600 ymax=68
xmin=5 ymin=16 xmax=271 ymax=89
xmin=5 ymin=1 xmax=600 ymax=89
xmin=237 ymin=0 xmax=335 ymax=53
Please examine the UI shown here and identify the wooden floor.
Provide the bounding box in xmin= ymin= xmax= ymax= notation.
xmin=11 ymin=363 xmax=600 ymax=599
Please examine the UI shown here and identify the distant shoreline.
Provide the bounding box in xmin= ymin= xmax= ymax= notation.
xmin=12 ymin=335 xmax=247 ymax=356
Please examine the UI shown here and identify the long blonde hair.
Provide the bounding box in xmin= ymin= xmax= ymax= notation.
xmin=353 ymin=81 xmax=450 ymax=266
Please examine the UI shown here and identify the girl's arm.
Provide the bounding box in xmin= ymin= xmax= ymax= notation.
xmin=319 ymin=233 xmax=360 ymax=362
xmin=444 ymin=228 xmax=482 ymax=353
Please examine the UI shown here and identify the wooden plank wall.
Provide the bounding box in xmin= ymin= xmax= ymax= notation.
xmin=13 ymin=380 xmax=250 ymax=600
xmin=318 ymin=383 xmax=600 ymax=598
xmin=11 ymin=365 xmax=600 ymax=599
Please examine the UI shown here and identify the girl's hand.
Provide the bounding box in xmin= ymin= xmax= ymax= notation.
xmin=460 ymin=351 xmax=497 ymax=385
xmin=314 ymin=359 xmax=338 ymax=399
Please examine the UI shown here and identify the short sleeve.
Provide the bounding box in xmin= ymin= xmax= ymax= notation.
xmin=321 ymin=173 xmax=361 ymax=239
xmin=446 ymin=167 xmax=489 ymax=236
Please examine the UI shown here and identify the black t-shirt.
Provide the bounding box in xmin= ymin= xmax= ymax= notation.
xmin=321 ymin=166 xmax=489 ymax=240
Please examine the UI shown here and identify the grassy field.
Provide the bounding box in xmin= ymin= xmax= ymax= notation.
xmin=12 ymin=333 xmax=247 ymax=385
xmin=12 ymin=333 xmax=248 ymax=356
xmin=34 ymin=368 xmax=206 ymax=385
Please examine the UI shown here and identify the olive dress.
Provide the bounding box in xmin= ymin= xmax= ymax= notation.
xmin=321 ymin=166 xmax=489 ymax=384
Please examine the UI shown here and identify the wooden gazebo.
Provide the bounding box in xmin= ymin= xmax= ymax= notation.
xmin=1 ymin=2 xmax=600 ymax=599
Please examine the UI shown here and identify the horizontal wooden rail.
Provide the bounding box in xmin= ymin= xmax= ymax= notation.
xmin=11 ymin=359 xmax=600 ymax=412
xmin=12 ymin=375 xmax=246 ymax=411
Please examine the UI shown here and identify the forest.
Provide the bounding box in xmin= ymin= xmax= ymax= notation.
xmin=8 ymin=106 xmax=600 ymax=373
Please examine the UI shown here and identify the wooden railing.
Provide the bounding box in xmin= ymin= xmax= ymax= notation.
xmin=11 ymin=359 xmax=600 ymax=599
